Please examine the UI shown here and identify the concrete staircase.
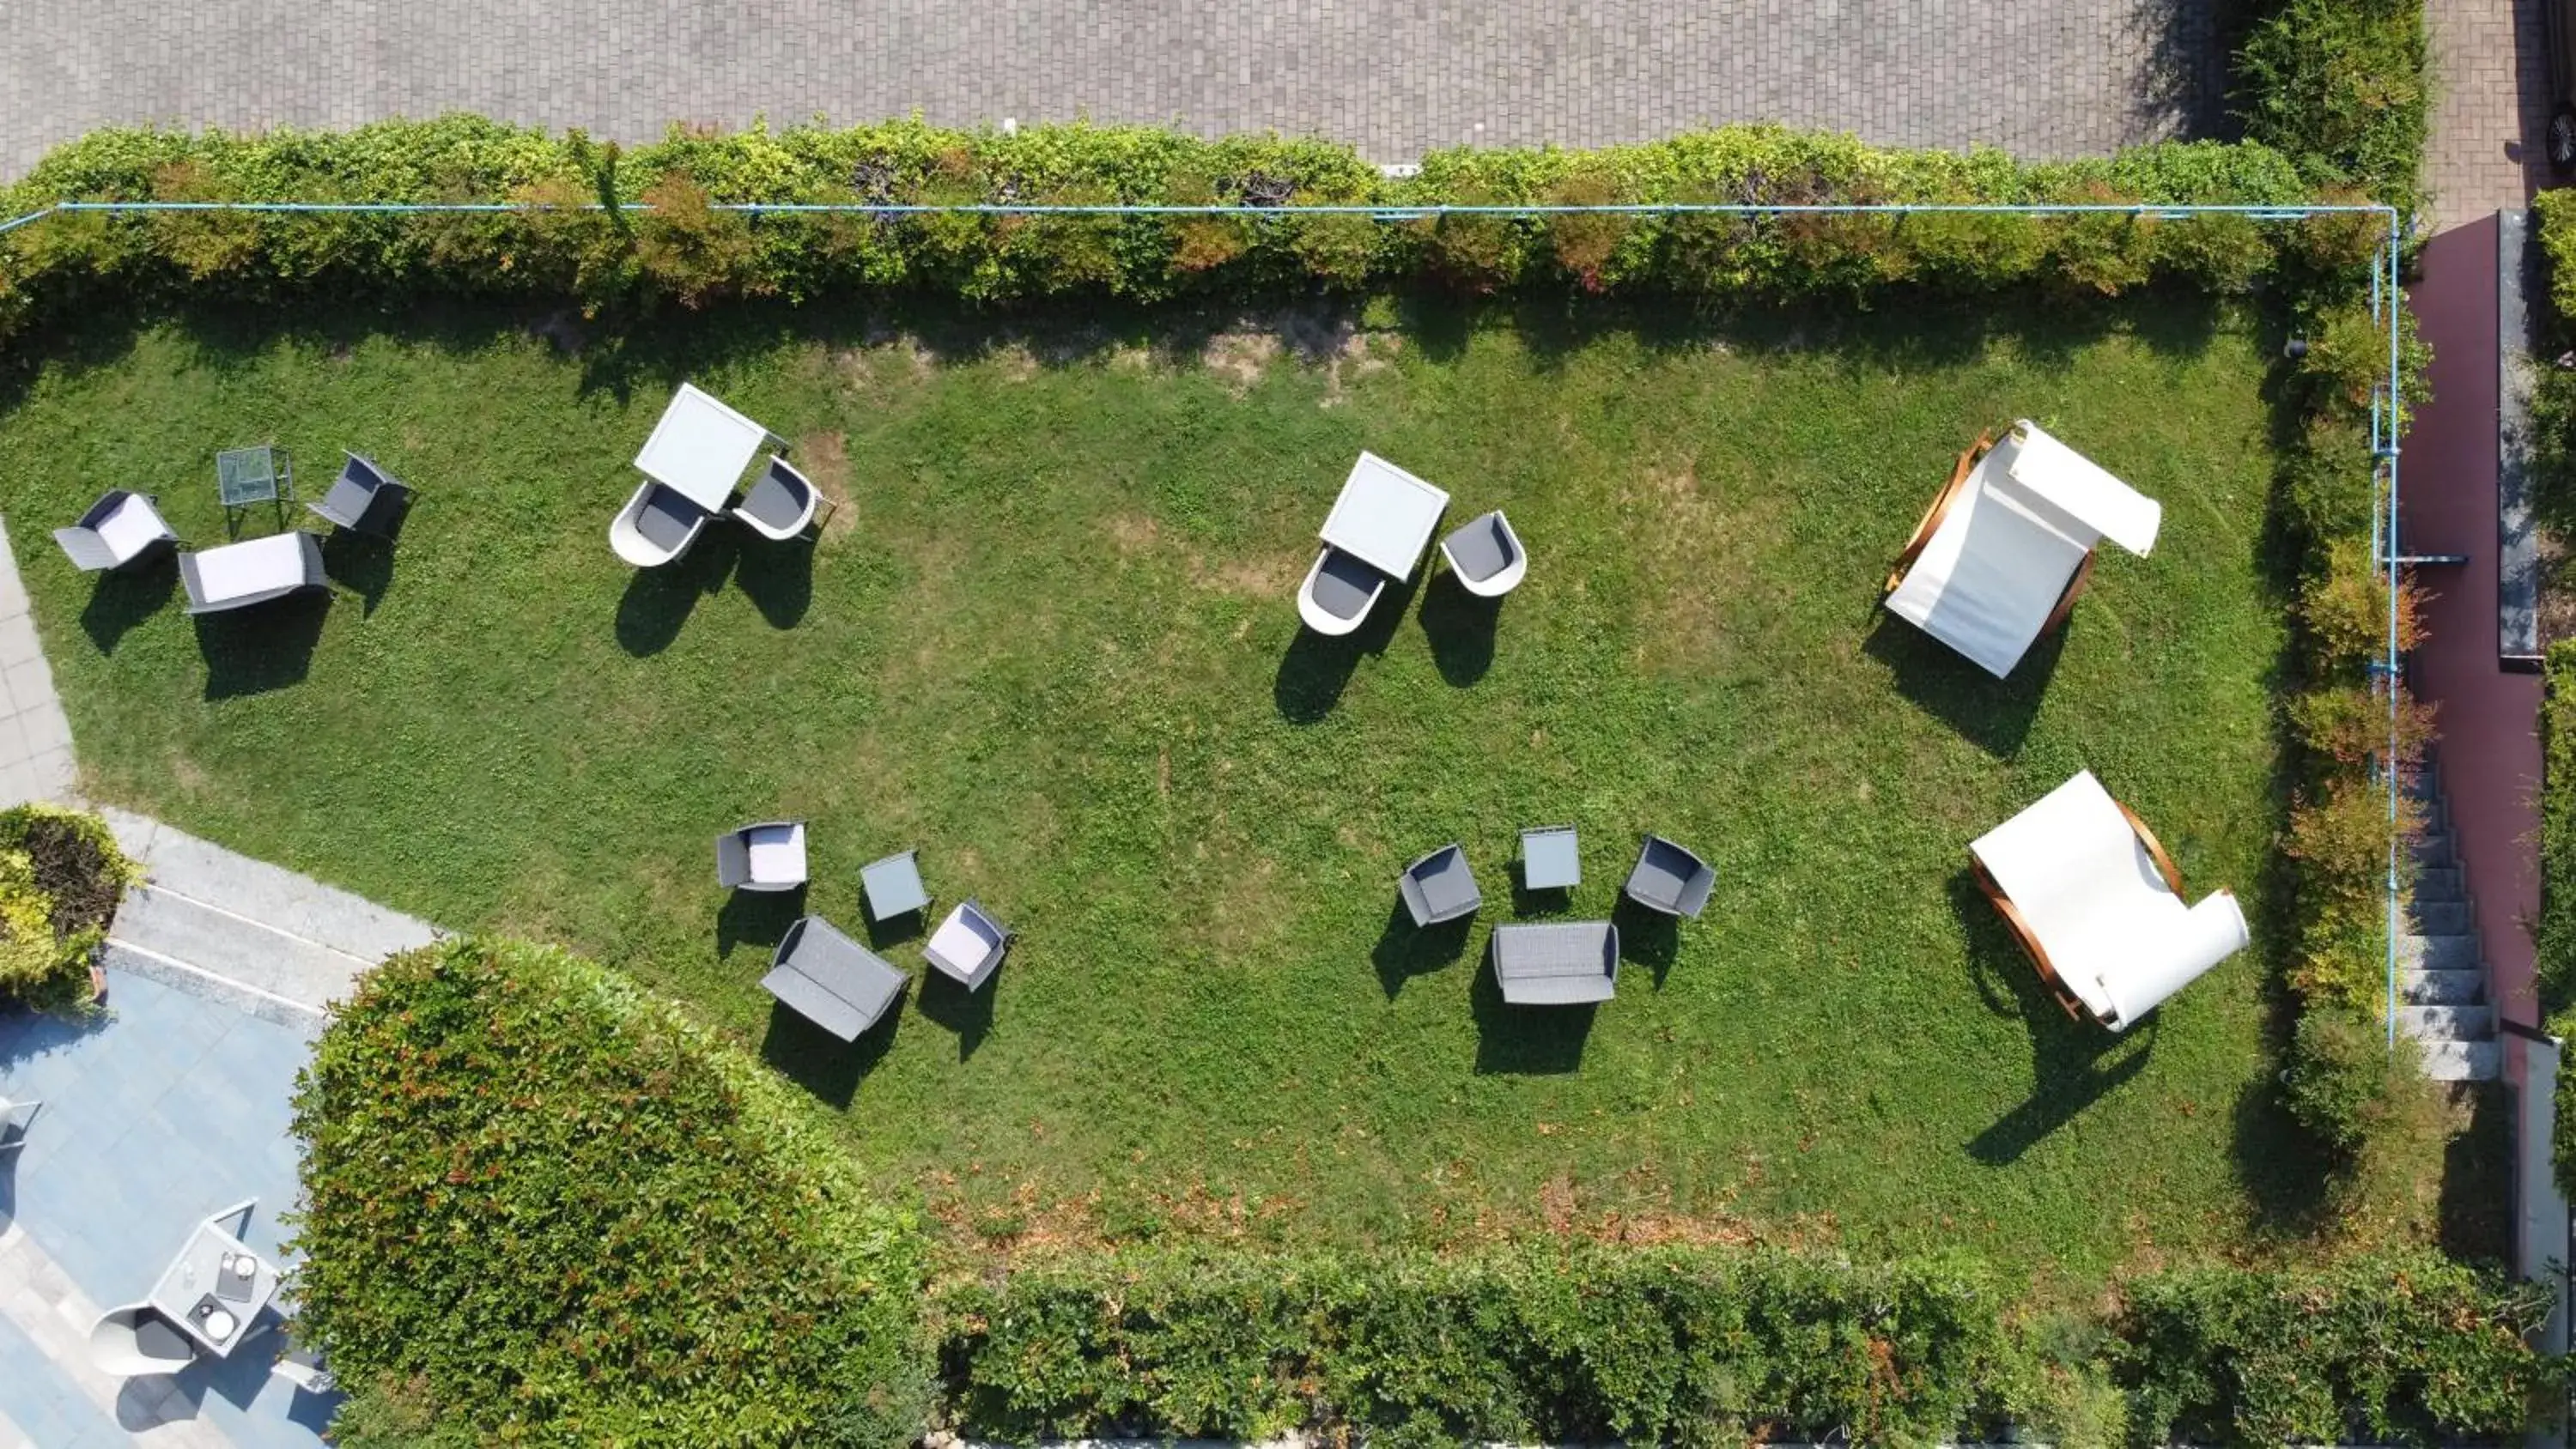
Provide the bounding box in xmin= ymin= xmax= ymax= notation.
xmin=95 ymin=808 xmax=439 ymax=1025
xmin=2399 ymin=759 xmax=2500 ymax=1082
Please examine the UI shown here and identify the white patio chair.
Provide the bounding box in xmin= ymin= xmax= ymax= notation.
xmin=89 ymin=1302 xmax=197 ymax=1377
xmin=1439 ymin=510 xmax=1528 ymax=597
xmin=609 ymin=479 xmax=713 ymax=567
xmin=1883 ymin=421 xmax=2162 ymax=678
xmin=716 ymin=821 xmax=808 ymax=893
xmin=1296 ymin=546 xmax=1386 ymax=636
xmin=924 ymin=899 xmax=1012 ymax=991
xmin=732 ymin=456 xmax=827 ymax=541
xmin=1969 ymin=770 xmax=2249 ymax=1032
xmin=54 ymin=491 xmax=179 ymax=573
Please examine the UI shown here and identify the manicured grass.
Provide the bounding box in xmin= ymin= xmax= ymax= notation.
xmin=2 ymin=296 xmax=2305 ymax=1284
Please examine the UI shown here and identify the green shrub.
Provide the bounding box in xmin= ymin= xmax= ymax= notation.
xmin=2118 ymin=1252 xmax=2548 ymax=1446
xmin=2234 ymin=0 xmax=2433 ymax=213
xmin=2282 ymin=1004 xmax=2410 ymax=1156
xmin=2544 ymin=643 xmax=2576 ymax=1016
xmin=0 ymin=803 xmax=132 ymax=1012
xmin=288 ymin=937 xmax=929 ymax=1447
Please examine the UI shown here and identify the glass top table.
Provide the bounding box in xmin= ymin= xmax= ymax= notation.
xmin=216 ymin=446 xmax=291 ymax=509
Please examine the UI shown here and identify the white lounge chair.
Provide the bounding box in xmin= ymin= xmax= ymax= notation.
xmin=732 ymin=456 xmax=826 ymax=541
xmin=55 ymin=491 xmax=179 ymax=573
xmin=715 ymin=821 xmax=808 ymax=892
xmin=179 ymin=532 xmax=328 ymax=615
xmin=88 ymin=1303 xmax=197 ymax=1377
xmin=924 ymin=899 xmax=1012 ymax=991
xmin=1297 ymin=546 xmax=1386 ymax=636
xmin=1440 ymin=511 xmax=1528 ymax=597
xmin=1969 ymin=770 xmax=2248 ymax=1032
xmin=610 ymin=479 xmax=713 ymax=567
xmin=1883 ymin=421 xmax=2161 ymax=678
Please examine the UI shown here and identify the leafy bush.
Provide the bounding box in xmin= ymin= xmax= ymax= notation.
xmin=2282 ymin=1004 xmax=2415 ymax=1157
xmin=2545 ymin=643 xmax=2576 ymax=1016
xmin=2118 ymin=1252 xmax=2548 ymax=1446
xmin=0 ymin=116 xmax=2344 ymax=346
xmin=2234 ymin=0 xmax=2433 ymax=214
xmin=0 ymin=803 xmax=132 ymax=1011
xmin=288 ymin=937 xmax=929 ymax=1447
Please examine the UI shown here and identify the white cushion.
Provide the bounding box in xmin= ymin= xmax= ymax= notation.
xmin=191 ymin=533 xmax=308 ymax=603
xmin=1970 ymin=770 xmax=2247 ymax=1030
xmin=94 ymin=496 xmax=170 ymax=563
xmin=743 ymin=824 xmax=806 ymax=886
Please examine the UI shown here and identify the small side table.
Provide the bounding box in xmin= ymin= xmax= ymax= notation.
xmin=860 ymin=850 xmax=930 ymax=923
xmin=1519 ymin=826 xmax=1582 ymax=891
xmin=216 ymin=446 xmax=294 ymax=535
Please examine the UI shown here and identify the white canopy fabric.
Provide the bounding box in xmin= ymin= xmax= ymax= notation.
xmin=1884 ymin=422 xmax=2161 ymax=678
xmin=1969 ymin=769 xmax=2247 ymax=1032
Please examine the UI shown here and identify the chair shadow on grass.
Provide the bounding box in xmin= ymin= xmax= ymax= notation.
xmin=615 ymin=530 xmax=738 ymax=658
xmin=761 ymin=991 xmax=903 ymax=1111
xmin=79 ymin=566 xmax=176 ymax=655
xmin=1862 ymin=613 xmax=2066 ymax=761
xmin=1370 ymin=900 xmax=1473 ymax=999
xmin=1416 ymin=573 xmax=1500 ymax=687
xmin=1952 ymin=870 xmax=2155 ymax=1166
xmin=714 ymin=887 xmax=805 ymax=963
xmin=319 ymin=530 xmax=398 ymax=618
xmin=1470 ymin=946 xmax=1597 ymax=1075
xmin=732 ymin=537 xmax=816 ymax=629
xmin=1612 ymin=897 xmax=1681 ymax=989
xmin=917 ymin=965 xmax=999 ymax=1062
xmin=195 ymin=593 xmax=328 ymax=700
xmin=1273 ymin=573 xmax=1419 ymax=724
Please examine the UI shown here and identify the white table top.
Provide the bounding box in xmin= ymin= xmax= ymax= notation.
xmin=634 ymin=383 xmax=774 ymax=512
xmin=148 ymin=1220 xmax=280 ymax=1357
xmin=191 ymin=531 xmax=310 ymax=603
xmin=1318 ymin=452 xmax=1450 ymax=579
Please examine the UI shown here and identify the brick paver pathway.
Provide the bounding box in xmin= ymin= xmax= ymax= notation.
xmin=2424 ymin=0 xmax=2550 ymax=234
xmin=0 ymin=0 xmax=2227 ymax=181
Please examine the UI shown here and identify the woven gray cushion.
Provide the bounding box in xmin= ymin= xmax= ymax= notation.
xmin=1309 ymin=549 xmax=1382 ymax=620
xmin=738 ymin=470 xmax=808 ymax=531
xmin=635 ymin=486 xmax=708 ymax=553
xmin=1444 ymin=514 xmax=1516 ymax=581
xmin=133 ymin=1314 xmax=194 ymax=1362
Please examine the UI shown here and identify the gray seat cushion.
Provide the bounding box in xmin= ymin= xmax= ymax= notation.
xmin=1309 ymin=549 xmax=1383 ymax=621
xmin=133 ymin=1313 xmax=195 ymax=1362
xmin=635 ymin=486 xmax=708 ymax=553
xmin=1444 ymin=514 xmax=1516 ymax=581
xmin=738 ymin=470 xmax=809 ymax=531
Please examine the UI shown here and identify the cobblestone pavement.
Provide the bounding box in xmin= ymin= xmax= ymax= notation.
xmin=0 ymin=0 xmax=2226 ymax=180
xmin=2423 ymin=0 xmax=2551 ymax=234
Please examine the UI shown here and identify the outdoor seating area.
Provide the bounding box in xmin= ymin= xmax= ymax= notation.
xmin=615 ymin=382 xmax=808 ymax=565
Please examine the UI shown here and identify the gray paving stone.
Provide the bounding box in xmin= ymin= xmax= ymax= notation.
xmin=0 ymin=0 xmax=2229 ymax=180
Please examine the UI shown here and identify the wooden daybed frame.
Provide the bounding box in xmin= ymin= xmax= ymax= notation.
xmin=1971 ymin=798 xmax=2188 ymax=1022
xmin=1883 ymin=427 xmax=2097 ymax=644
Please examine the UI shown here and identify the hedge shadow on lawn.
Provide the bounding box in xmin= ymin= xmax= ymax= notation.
xmin=1952 ymin=869 xmax=2158 ymax=1165
xmin=195 ymin=591 xmax=327 ymax=700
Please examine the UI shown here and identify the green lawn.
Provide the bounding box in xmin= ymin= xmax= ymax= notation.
xmin=2 ymin=296 xmax=2306 ymax=1285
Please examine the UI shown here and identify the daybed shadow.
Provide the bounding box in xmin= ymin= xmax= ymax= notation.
xmin=760 ymin=994 xmax=902 ymax=1110
xmin=1613 ymin=898 xmax=1680 ymax=988
xmin=1272 ymin=573 xmax=1417 ymax=724
xmin=1418 ymin=573 xmax=1500 ymax=687
xmin=1470 ymin=949 xmax=1596 ymax=1074
xmin=319 ymin=530 xmax=398 ymax=618
xmin=79 ymin=567 xmax=176 ymax=654
xmin=1952 ymin=870 xmax=2154 ymax=1165
xmin=1863 ymin=614 xmax=2065 ymax=761
xmin=196 ymin=593 xmax=328 ymax=700
xmin=917 ymin=966 xmax=999 ymax=1062
xmin=714 ymin=888 xmax=805 ymax=961
xmin=732 ymin=538 xmax=815 ymax=628
xmin=1370 ymin=900 xmax=1472 ymax=999
xmin=614 ymin=531 xmax=738 ymax=657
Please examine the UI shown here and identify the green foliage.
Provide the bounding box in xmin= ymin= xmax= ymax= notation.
xmin=288 ymin=937 xmax=929 ymax=1447
xmin=2233 ymin=0 xmax=2433 ymax=214
xmin=2544 ymin=643 xmax=2576 ymax=1016
xmin=0 ymin=116 xmax=2337 ymax=344
xmin=934 ymin=1246 xmax=2014 ymax=1446
xmin=2118 ymin=1252 xmax=2548 ymax=1446
xmin=0 ymin=803 xmax=131 ymax=1012
xmin=2281 ymin=1004 xmax=2410 ymax=1157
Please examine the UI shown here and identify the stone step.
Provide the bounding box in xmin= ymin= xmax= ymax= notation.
xmin=108 ymin=882 xmax=371 ymax=1015
xmin=2398 ymin=967 xmax=2487 ymax=1004
xmin=2397 ymin=1003 xmax=2494 ymax=1040
xmin=2418 ymin=1038 xmax=2502 ymax=1082
xmin=97 ymin=939 xmax=320 ymax=1030
xmin=2408 ymin=899 xmax=2472 ymax=936
xmin=100 ymin=806 xmax=437 ymax=967
xmin=2415 ymin=866 xmax=2464 ymax=902
xmin=2396 ymin=933 xmax=2479 ymax=972
xmin=2413 ymin=832 xmax=2455 ymax=869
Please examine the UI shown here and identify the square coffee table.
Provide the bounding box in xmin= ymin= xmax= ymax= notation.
xmin=216 ymin=446 xmax=291 ymax=509
xmin=860 ymin=849 xmax=930 ymax=922
xmin=1520 ymin=826 xmax=1581 ymax=890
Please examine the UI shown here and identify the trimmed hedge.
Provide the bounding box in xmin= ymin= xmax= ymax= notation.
xmin=2233 ymin=0 xmax=2433 ymax=215
xmin=2545 ymin=641 xmax=2576 ymax=1020
xmin=0 ymin=803 xmax=132 ymax=1012
xmin=931 ymin=1246 xmax=2546 ymax=1447
xmin=287 ymin=937 xmax=927 ymax=1447
xmin=0 ymin=116 xmax=2360 ymax=343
